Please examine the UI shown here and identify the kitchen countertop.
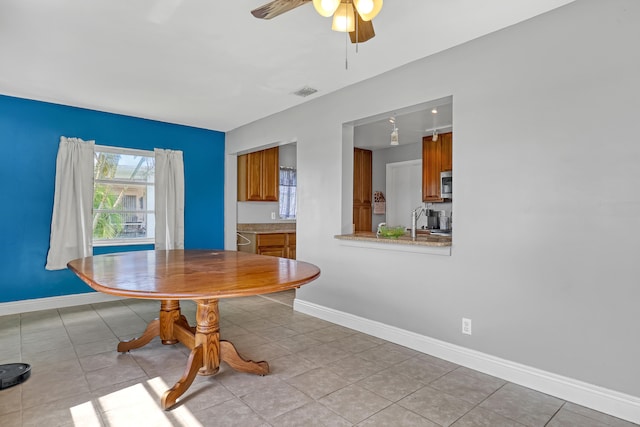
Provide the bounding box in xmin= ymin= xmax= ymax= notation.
xmin=237 ymin=223 xmax=296 ymax=234
xmin=335 ymin=231 xmax=452 ymax=247
xmin=237 ymin=224 xmax=450 ymax=247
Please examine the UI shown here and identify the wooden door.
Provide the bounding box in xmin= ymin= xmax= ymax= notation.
xmin=422 ymin=136 xmax=442 ymax=202
xmin=357 ymin=205 xmax=372 ymax=232
xmin=361 ymin=150 xmax=372 ymax=205
xmin=353 ymin=148 xmax=373 ymax=232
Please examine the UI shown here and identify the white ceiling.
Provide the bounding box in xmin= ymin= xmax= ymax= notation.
xmin=354 ymin=97 xmax=453 ymax=150
xmin=0 ymin=0 xmax=574 ymax=132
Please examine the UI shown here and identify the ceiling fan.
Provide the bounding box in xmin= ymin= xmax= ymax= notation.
xmin=251 ymin=0 xmax=382 ymax=44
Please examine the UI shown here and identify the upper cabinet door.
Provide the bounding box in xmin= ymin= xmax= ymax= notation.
xmin=246 ymin=151 xmax=264 ymax=201
xmin=422 ymin=132 xmax=453 ymax=202
xmin=440 ymin=133 xmax=453 ymax=172
xmin=422 ymin=136 xmax=442 ymax=202
xmin=261 ymin=147 xmax=279 ymax=202
xmin=237 ymin=147 xmax=280 ymax=202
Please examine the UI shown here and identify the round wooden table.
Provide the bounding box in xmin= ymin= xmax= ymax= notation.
xmin=68 ymin=250 xmax=321 ymax=410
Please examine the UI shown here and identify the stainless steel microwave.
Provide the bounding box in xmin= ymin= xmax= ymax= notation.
xmin=440 ymin=171 xmax=452 ymax=199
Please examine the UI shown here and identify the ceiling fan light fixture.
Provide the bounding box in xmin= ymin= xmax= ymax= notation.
xmin=313 ymin=0 xmax=341 ymax=17
xmin=353 ymin=0 xmax=383 ymax=21
xmin=331 ymin=3 xmax=355 ymax=32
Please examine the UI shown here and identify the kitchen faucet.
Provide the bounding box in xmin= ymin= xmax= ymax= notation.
xmin=411 ymin=206 xmax=424 ymax=240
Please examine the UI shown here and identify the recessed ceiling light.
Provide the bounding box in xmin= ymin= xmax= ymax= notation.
xmin=431 ymin=108 xmax=438 ymax=114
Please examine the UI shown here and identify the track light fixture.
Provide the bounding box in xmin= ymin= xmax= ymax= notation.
xmin=390 ymin=115 xmax=399 ymax=146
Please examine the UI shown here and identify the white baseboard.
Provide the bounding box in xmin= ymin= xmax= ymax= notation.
xmin=294 ymin=299 xmax=640 ymax=425
xmin=0 ymin=292 xmax=125 ymax=316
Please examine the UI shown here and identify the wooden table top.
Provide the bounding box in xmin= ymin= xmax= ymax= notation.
xmin=68 ymin=250 xmax=321 ymax=300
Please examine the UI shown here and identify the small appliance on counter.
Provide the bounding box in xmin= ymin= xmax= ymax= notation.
xmin=430 ymin=210 xmax=452 ymax=235
xmin=425 ymin=209 xmax=440 ymax=229
xmin=439 ymin=216 xmax=450 ymax=230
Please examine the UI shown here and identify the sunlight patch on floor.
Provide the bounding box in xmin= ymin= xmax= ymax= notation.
xmin=69 ymin=378 xmax=202 ymax=427
xmin=69 ymin=401 xmax=102 ymax=427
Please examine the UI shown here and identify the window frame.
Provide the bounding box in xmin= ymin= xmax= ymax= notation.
xmin=278 ymin=166 xmax=297 ymax=220
xmin=92 ymin=145 xmax=155 ymax=247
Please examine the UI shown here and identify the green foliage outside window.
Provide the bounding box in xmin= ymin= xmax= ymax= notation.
xmin=92 ymin=148 xmax=154 ymax=243
xmin=93 ymin=152 xmax=123 ymax=239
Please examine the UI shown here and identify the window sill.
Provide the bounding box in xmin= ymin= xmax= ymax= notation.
xmin=93 ymin=239 xmax=154 ymax=247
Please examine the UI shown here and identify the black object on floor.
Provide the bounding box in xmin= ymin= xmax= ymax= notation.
xmin=0 ymin=363 xmax=31 ymax=389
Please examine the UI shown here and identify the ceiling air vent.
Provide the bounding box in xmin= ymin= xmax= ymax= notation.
xmin=292 ymin=86 xmax=318 ymax=97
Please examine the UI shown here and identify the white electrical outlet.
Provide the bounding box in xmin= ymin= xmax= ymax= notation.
xmin=271 ymin=212 xmax=276 ymax=220
xmin=462 ymin=318 xmax=472 ymax=335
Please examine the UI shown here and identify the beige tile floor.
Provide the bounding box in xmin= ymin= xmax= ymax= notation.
xmin=0 ymin=290 xmax=636 ymax=427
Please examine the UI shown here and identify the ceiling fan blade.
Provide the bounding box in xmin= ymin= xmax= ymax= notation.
xmin=251 ymin=0 xmax=311 ymax=19
xmin=349 ymin=13 xmax=375 ymax=43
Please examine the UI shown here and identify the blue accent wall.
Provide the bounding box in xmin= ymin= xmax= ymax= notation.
xmin=0 ymin=95 xmax=225 ymax=303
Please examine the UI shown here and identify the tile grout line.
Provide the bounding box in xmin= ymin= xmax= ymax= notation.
xmin=10 ymin=297 xmax=634 ymax=427
xmin=543 ymin=401 xmax=566 ymax=427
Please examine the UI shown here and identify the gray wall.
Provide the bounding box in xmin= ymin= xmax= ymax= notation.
xmin=226 ymin=0 xmax=640 ymax=403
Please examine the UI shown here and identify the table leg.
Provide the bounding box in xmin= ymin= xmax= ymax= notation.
xmin=194 ymin=299 xmax=221 ymax=375
xmin=117 ymin=299 xmax=185 ymax=352
xmin=160 ymin=299 xmax=219 ymax=410
xmin=220 ymin=341 xmax=269 ymax=375
xmin=119 ymin=298 xmax=272 ymax=409
xmin=117 ymin=319 xmax=160 ymax=353
xmin=194 ymin=299 xmax=269 ymax=376
xmin=161 ymin=344 xmax=203 ymax=410
xmin=159 ymin=300 xmax=182 ymax=345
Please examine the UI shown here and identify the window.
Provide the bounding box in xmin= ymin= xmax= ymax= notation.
xmin=93 ymin=146 xmax=155 ymax=246
xmin=279 ymin=167 xmax=297 ymax=220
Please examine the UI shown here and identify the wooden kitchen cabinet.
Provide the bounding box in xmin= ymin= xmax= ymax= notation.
xmin=440 ymin=132 xmax=453 ymax=171
xmin=353 ymin=148 xmax=372 ymax=232
xmin=422 ymin=132 xmax=452 ymax=202
xmin=287 ymin=233 xmax=296 ymax=260
xmin=256 ymin=233 xmax=286 ymax=257
xmin=237 ymin=147 xmax=279 ymax=201
xmin=237 ymin=232 xmax=296 ymax=259
xmin=258 ymin=246 xmax=287 ymax=257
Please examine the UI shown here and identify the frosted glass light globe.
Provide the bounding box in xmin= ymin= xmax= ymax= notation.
xmin=313 ymin=0 xmax=341 ymax=17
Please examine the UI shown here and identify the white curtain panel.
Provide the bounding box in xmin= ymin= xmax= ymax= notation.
xmin=45 ymin=137 xmax=95 ymax=270
xmin=154 ymin=148 xmax=185 ymax=250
